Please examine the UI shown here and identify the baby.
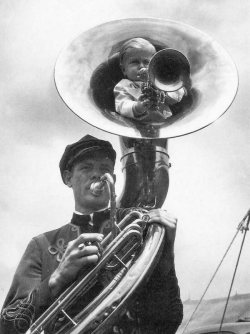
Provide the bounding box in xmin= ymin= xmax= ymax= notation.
xmin=114 ymin=38 xmax=187 ymax=121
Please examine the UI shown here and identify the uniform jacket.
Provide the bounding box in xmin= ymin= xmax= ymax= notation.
xmin=0 ymin=210 xmax=183 ymax=334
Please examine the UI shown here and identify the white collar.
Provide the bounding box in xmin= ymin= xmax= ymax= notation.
xmin=74 ymin=210 xmax=94 ymax=220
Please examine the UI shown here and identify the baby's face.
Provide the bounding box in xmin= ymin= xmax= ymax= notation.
xmin=122 ymin=47 xmax=155 ymax=81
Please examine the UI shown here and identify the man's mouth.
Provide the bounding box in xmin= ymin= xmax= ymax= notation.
xmin=87 ymin=182 xmax=107 ymax=197
xmin=90 ymin=189 xmax=103 ymax=197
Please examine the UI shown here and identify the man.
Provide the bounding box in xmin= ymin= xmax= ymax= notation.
xmin=0 ymin=135 xmax=183 ymax=334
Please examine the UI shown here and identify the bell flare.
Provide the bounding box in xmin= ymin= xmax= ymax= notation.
xmin=54 ymin=18 xmax=238 ymax=139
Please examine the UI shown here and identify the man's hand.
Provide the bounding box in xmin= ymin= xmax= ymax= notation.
xmin=49 ymin=233 xmax=103 ymax=297
xmin=147 ymin=209 xmax=177 ymax=249
xmin=147 ymin=209 xmax=178 ymax=269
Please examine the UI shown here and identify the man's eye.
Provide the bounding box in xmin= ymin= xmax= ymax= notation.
xmin=101 ymin=168 xmax=111 ymax=173
xmin=81 ymin=165 xmax=91 ymax=170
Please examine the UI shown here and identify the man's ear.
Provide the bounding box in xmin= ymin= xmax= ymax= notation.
xmin=63 ymin=170 xmax=72 ymax=188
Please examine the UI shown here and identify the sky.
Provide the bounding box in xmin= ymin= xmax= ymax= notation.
xmin=0 ymin=0 xmax=250 ymax=316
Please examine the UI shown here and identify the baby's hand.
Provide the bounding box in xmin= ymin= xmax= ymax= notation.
xmin=133 ymin=100 xmax=151 ymax=118
xmin=141 ymin=98 xmax=154 ymax=109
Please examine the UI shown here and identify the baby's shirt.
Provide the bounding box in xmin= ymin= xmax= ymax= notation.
xmin=114 ymin=79 xmax=143 ymax=118
xmin=114 ymin=78 xmax=187 ymax=119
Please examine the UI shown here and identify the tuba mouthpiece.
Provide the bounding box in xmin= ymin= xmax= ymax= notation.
xmin=90 ymin=179 xmax=106 ymax=196
xmin=90 ymin=173 xmax=113 ymax=196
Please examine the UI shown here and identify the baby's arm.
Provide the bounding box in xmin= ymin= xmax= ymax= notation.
xmin=132 ymin=98 xmax=152 ymax=118
xmin=114 ymin=81 xmax=149 ymax=119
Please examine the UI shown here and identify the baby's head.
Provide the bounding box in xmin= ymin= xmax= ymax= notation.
xmin=119 ymin=38 xmax=156 ymax=81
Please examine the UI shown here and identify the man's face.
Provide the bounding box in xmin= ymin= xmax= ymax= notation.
xmin=64 ymin=152 xmax=115 ymax=213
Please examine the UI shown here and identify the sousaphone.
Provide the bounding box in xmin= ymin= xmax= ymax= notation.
xmin=28 ymin=18 xmax=238 ymax=334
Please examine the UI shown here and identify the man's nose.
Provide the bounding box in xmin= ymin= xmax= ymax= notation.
xmin=91 ymin=168 xmax=102 ymax=179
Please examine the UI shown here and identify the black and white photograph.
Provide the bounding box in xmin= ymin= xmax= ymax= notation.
xmin=0 ymin=1 xmax=250 ymax=333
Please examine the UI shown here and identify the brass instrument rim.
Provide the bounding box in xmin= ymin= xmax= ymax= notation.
xmin=55 ymin=17 xmax=238 ymax=139
xmin=120 ymin=145 xmax=170 ymax=160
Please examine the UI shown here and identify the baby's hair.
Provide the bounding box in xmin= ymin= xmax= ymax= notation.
xmin=119 ymin=38 xmax=156 ymax=66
